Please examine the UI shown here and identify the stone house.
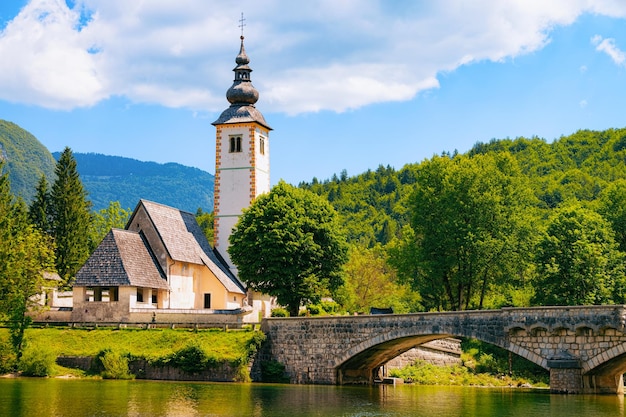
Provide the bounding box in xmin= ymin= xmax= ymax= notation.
xmin=71 ymin=199 xmax=252 ymax=323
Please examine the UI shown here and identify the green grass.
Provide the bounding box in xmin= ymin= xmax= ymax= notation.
xmin=389 ymin=360 xmax=548 ymax=388
xmin=0 ymin=327 xmax=265 ymax=377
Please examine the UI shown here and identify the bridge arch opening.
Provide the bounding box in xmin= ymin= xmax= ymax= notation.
xmin=335 ymin=332 xmax=548 ymax=385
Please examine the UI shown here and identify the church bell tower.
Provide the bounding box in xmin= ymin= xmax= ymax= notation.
xmin=212 ymin=33 xmax=272 ymax=274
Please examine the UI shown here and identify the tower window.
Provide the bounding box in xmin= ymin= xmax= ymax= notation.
xmin=229 ymin=136 xmax=242 ymax=153
xmin=260 ymin=137 xmax=265 ymax=155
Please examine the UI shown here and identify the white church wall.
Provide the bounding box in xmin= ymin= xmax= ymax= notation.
xmin=168 ymin=275 xmax=195 ymax=309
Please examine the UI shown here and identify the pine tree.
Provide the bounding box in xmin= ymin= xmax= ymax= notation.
xmin=50 ymin=147 xmax=92 ymax=287
xmin=29 ymin=174 xmax=52 ymax=233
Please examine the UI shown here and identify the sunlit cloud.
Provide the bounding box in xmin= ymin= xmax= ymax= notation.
xmin=0 ymin=0 xmax=625 ymax=113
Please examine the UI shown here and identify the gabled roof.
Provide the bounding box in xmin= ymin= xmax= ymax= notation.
xmin=75 ymin=229 xmax=168 ymax=289
xmin=130 ymin=200 xmax=246 ymax=294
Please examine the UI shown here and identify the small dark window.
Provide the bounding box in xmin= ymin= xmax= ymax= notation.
xmin=229 ymin=136 xmax=242 ymax=153
xmin=151 ymin=292 xmax=157 ymax=304
xmin=137 ymin=288 xmax=144 ymax=303
xmin=204 ymin=293 xmax=211 ymax=309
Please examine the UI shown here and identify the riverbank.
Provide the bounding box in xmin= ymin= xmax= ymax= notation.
xmin=0 ymin=326 xmax=265 ymax=381
xmin=1 ymin=327 xmax=549 ymax=388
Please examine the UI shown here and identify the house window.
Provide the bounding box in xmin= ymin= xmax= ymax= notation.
xmin=260 ymin=136 xmax=265 ymax=155
xmin=137 ymin=288 xmax=144 ymax=303
xmin=109 ymin=287 xmax=119 ymax=302
xmin=204 ymin=293 xmax=211 ymax=309
xmin=88 ymin=287 xmax=118 ymax=302
xmin=229 ymin=136 xmax=242 ymax=153
xmin=152 ymin=292 xmax=158 ymax=304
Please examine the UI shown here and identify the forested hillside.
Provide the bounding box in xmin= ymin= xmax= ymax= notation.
xmin=300 ymin=128 xmax=626 ymax=313
xmin=0 ymin=120 xmax=56 ymax=202
xmin=52 ymin=152 xmax=214 ymax=213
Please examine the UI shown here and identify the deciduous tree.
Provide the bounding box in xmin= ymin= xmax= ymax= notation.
xmin=338 ymin=243 xmax=420 ymax=314
xmin=91 ymin=201 xmax=131 ymax=244
xmin=598 ymin=179 xmax=626 ymax=252
xmin=229 ymin=181 xmax=348 ymax=317
xmin=532 ymin=205 xmax=625 ymax=305
xmin=0 ymin=161 xmax=55 ymax=369
xmin=395 ymin=153 xmax=537 ymax=311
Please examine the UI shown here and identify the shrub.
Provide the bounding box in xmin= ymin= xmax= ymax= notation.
xmin=271 ymin=308 xmax=289 ymax=317
xmin=0 ymin=337 xmax=16 ymax=374
xmin=306 ymin=304 xmax=322 ymax=315
xmin=96 ymin=349 xmax=134 ymax=379
xmin=165 ymin=343 xmax=217 ymax=374
xmin=19 ymin=347 xmax=56 ymax=377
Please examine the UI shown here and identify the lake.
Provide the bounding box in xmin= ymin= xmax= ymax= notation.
xmin=0 ymin=378 xmax=624 ymax=417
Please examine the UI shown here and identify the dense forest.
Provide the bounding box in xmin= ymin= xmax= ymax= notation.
xmin=51 ymin=152 xmax=215 ymax=213
xmin=0 ymin=120 xmax=56 ymax=202
xmin=300 ymin=128 xmax=626 ymax=313
xmin=0 ymin=119 xmax=214 ymax=213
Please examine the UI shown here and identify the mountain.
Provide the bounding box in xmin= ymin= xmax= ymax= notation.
xmin=0 ymin=119 xmax=57 ymax=202
xmin=51 ymin=152 xmax=215 ymax=213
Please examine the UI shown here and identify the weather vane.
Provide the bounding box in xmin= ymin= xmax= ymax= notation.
xmin=239 ymin=12 xmax=246 ymax=38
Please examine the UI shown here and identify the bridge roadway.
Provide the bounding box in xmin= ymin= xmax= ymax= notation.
xmin=258 ymin=305 xmax=626 ymax=394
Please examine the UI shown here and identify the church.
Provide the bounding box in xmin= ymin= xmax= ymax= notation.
xmin=68 ymin=34 xmax=273 ymax=324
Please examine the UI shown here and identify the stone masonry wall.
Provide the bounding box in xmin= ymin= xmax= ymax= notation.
xmin=385 ymin=339 xmax=461 ymax=370
xmin=261 ymin=306 xmax=626 ymax=390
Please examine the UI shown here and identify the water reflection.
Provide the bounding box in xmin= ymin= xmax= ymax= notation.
xmin=0 ymin=379 xmax=625 ymax=417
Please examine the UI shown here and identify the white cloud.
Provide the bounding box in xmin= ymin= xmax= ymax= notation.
xmin=0 ymin=0 xmax=107 ymax=108
xmin=592 ymin=34 xmax=626 ymax=66
xmin=0 ymin=0 xmax=625 ymax=112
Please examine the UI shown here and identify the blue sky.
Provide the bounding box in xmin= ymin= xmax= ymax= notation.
xmin=0 ymin=1 xmax=625 ymax=186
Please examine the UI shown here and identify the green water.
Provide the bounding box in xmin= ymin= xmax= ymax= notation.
xmin=0 ymin=379 xmax=624 ymax=417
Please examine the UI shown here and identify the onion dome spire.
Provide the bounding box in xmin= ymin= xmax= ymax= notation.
xmin=226 ymin=36 xmax=259 ymax=106
xmin=213 ymin=31 xmax=271 ymax=130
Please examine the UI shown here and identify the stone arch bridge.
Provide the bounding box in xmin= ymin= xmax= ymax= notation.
xmin=259 ymin=305 xmax=626 ymax=394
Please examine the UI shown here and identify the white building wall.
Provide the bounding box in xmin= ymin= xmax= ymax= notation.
xmin=214 ymin=123 xmax=270 ymax=272
xmin=168 ymin=275 xmax=195 ymax=309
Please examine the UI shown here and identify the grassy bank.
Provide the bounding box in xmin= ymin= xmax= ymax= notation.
xmin=0 ymin=327 xmax=265 ymax=379
xmin=389 ymin=360 xmax=548 ymax=388
xmin=389 ymin=339 xmax=550 ymax=388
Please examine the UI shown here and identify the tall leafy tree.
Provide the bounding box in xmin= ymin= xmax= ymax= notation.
xmin=195 ymin=207 xmax=214 ymax=246
xmin=229 ymin=181 xmax=349 ymax=317
xmin=50 ymin=147 xmax=92 ymax=286
xmin=337 ymin=243 xmax=420 ymax=314
xmin=532 ymin=205 xmax=625 ymax=306
xmin=91 ymin=201 xmax=131 ymax=245
xmin=395 ymin=153 xmax=537 ymax=311
xmin=598 ymin=179 xmax=626 ymax=252
xmin=0 ymin=161 xmax=55 ymax=369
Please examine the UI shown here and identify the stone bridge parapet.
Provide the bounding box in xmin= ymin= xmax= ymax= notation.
xmin=259 ymin=305 xmax=626 ymax=394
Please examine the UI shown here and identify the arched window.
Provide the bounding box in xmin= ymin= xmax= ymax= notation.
xmin=229 ymin=136 xmax=242 ymax=153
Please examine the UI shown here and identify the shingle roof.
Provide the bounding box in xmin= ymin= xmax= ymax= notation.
xmin=75 ymin=229 xmax=168 ymax=289
xmin=138 ymin=200 xmax=246 ymax=294
xmin=212 ymin=104 xmax=271 ymax=130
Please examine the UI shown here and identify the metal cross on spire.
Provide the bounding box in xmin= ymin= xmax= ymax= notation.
xmin=238 ymin=12 xmax=246 ymax=38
